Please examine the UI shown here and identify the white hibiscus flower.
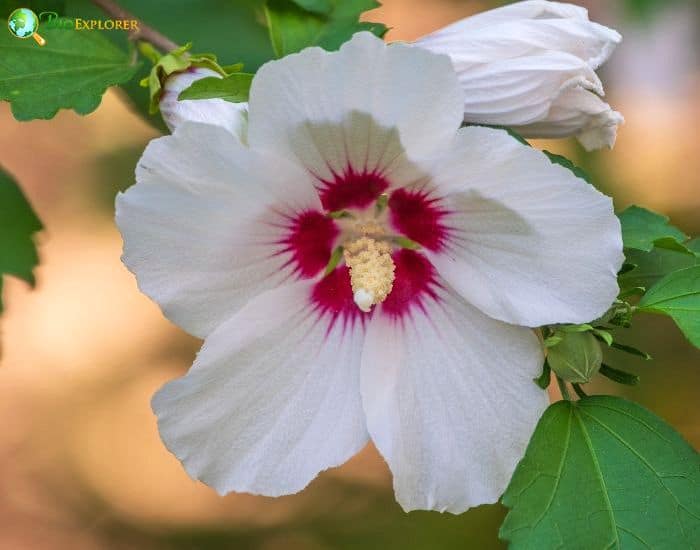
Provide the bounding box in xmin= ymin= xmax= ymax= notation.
xmin=116 ymin=32 xmax=623 ymax=513
xmin=414 ymin=0 xmax=624 ymax=151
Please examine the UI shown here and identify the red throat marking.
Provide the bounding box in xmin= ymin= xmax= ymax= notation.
xmin=277 ymin=166 xmax=448 ymax=327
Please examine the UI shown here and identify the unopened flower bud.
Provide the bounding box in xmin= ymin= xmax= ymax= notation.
xmin=160 ymin=67 xmax=248 ymax=142
xmin=547 ymin=329 xmax=603 ymax=383
xmin=414 ymin=0 xmax=623 ymax=150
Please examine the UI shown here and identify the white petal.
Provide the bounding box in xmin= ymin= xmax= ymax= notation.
xmin=361 ymin=283 xmax=548 ymax=513
xmin=577 ymin=110 xmax=623 ymax=151
xmin=153 ymin=282 xmax=368 ymax=496
xmin=514 ymin=85 xmax=624 ymax=150
xmin=438 ymin=0 xmax=590 ymax=31
xmin=116 ymin=122 xmax=321 ymax=338
xmin=416 ymin=17 xmax=620 ymax=70
xmin=449 ymin=51 xmax=603 ymax=127
xmin=424 ymin=126 xmax=623 ymax=327
xmin=247 ymin=32 xmax=463 ymax=178
xmin=160 ymin=68 xmax=248 ymax=141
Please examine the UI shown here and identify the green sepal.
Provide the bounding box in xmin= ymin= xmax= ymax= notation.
xmin=594 ymin=300 xmax=635 ymax=328
xmin=543 ymin=335 xmax=563 ymax=348
xmin=178 ymin=73 xmax=254 ymax=103
xmin=558 ymin=323 xmax=594 ymax=333
xmin=610 ymin=342 xmax=651 ymax=361
xmin=220 ymin=63 xmax=245 ymax=74
xmin=137 ymin=42 xmax=161 ymax=64
xmin=618 ymin=262 xmax=637 ymax=276
xmin=599 ymin=363 xmax=640 ymax=385
xmin=618 ymin=286 xmax=645 ymax=299
xmin=141 ymin=43 xmax=241 ymax=114
xmin=591 ymin=328 xmax=613 ymax=346
xmin=534 ymin=360 xmax=552 ymax=389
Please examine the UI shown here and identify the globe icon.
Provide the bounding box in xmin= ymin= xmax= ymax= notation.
xmin=7 ymin=8 xmax=46 ymax=45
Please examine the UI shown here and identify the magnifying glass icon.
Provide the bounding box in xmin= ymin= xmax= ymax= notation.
xmin=8 ymin=8 xmax=46 ymax=46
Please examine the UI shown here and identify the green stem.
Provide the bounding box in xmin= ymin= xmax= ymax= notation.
xmin=556 ymin=377 xmax=571 ymax=401
xmin=90 ymin=0 xmax=179 ymax=52
xmin=572 ymin=383 xmax=588 ymax=399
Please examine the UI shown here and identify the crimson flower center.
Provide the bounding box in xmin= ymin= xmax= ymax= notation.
xmin=282 ymin=167 xmax=451 ymax=323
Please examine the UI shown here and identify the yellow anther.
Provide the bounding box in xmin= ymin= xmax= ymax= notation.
xmin=343 ymin=237 xmax=395 ymax=313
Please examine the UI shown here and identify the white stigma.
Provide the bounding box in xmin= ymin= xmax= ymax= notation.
xmin=353 ymin=289 xmax=375 ymax=313
xmin=344 ymin=236 xmax=395 ymax=313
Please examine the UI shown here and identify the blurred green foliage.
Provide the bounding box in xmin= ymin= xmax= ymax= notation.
xmin=72 ymin=479 xmax=506 ymax=549
xmin=624 ymin=0 xmax=686 ymax=21
xmin=0 ymin=167 xmax=41 ymax=311
xmin=0 ymin=0 xmax=65 ymax=15
xmin=264 ymin=0 xmax=386 ymax=57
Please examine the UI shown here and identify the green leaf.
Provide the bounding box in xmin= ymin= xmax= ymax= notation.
xmin=178 ymin=73 xmax=254 ymax=103
xmin=500 ymin=396 xmax=700 ymax=549
xmin=0 ymin=167 xmax=42 ymax=311
xmin=544 ymin=151 xmax=592 ymax=184
xmin=638 ymin=265 xmax=700 ymax=348
xmin=290 ymin=0 xmax=334 ymax=14
xmin=620 ymin=247 xmax=698 ymax=291
xmin=618 ymin=205 xmax=688 ymax=252
xmin=264 ymin=0 xmax=387 ymax=58
xmin=687 ymin=238 xmax=700 ymax=256
xmin=0 ymin=19 xmax=139 ymax=120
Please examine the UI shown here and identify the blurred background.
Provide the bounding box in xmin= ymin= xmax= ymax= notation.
xmin=1 ymin=0 xmax=699 ymax=548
